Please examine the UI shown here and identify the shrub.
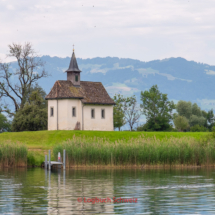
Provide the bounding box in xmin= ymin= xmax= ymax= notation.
xmin=174 ymin=116 xmax=189 ymax=132
xmin=190 ymin=124 xmax=208 ymax=132
xmin=12 ymin=103 xmax=47 ymax=131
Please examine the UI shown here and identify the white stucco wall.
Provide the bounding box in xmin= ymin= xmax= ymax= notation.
xmin=83 ymin=105 xmax=114 ymax=131
xmin=48 ymin=100 xmax=57 ymax=130
xmin=48 ymin=100 xmax=114 ymax=131
xmin=48 ymin=99 xmax=82 ymax=130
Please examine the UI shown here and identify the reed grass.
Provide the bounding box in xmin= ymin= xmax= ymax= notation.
xmin=53 ymin=135 xmax=215 ymax=167
xmin=0 ymin=142 xmax=28 ymax=167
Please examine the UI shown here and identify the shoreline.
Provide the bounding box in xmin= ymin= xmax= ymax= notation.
xmin=2 ymin=164 xmax=215 ymax=169
xmin=60 ymin=164 xmax=215 ymax=169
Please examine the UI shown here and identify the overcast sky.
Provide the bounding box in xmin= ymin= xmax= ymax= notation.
xmin=0 ymin=0 xmax=215 ymax=64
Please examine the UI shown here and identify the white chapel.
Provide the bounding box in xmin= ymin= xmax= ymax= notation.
xmin=45 ymin=50 xmax=115 ymax=131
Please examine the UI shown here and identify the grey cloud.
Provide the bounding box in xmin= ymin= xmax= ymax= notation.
xmin=0 ymin=0 xmax=215 ymax=65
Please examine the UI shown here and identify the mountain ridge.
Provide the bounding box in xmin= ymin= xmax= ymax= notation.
xmin=8 ymin=55 xmax=215 ymax=112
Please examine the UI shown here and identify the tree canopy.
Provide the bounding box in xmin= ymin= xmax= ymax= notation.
xmin=113 ymin=94 xmax=141 ymax=131
xmin=176 ymin=101 xmax=192 ymax=119
xmin=0 ymin=113 xmax=11 ymax=132
xmin=113 ymin=94 xmax=126 ymax=131
xmin=173 ymin=115 xmax=189 ymax=132
xmin=140 ymin=85 xmax=175 ymax=131
xmin=174 ymin=100 xmax=214 ymax=131
xmin=11 ymin=85 xmax=47 ymax=132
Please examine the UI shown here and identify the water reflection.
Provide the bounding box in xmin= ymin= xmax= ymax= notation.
xmin=47 ymin=169 xmax=114 ymax=214
xmin=0 ymin=168 xmax=215 ymax=214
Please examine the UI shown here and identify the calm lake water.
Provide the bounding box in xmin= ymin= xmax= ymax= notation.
xmin=1 ymin=168 xmax=215 ymax=214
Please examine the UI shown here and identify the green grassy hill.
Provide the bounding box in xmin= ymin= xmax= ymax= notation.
xmin=0 ymin=130 xmax=210 ymax=149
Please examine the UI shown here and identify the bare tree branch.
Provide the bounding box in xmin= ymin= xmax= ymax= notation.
xmin=0 ymin=42 xmax=48 ymax=114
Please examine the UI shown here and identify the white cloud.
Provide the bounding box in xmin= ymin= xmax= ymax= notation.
xmin=0 ymin=0 xmax=215 ymax=64
xmin=205 ymin=70 xmax=215 ymax=75
xmin=197 ymin=99 xmax=215 ymax=110
xmin=106 ymin=83 xmax=140 ymax=96
xmin=6 ymin=4 xmax=14 ymax=10
xmin=138 ymin=67 xmax=192 ymax=82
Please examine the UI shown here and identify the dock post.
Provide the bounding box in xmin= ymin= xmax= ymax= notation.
xmin=45 ymin=155 xmax=47 ymax=169
xmin=63 ymin=149 xmax=66 ymax=170
xmin=48 ymin=150 xmax=51 ymax=170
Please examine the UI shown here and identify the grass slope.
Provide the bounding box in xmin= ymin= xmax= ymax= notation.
xmin=0 ymin=130 xmax=209 ymax=149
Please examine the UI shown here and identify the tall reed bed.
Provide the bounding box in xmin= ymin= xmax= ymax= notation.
xmin=53 ymin=135 xmax=215 ymax=167
xmin=0 ymin=142 xmax=28 ymax=167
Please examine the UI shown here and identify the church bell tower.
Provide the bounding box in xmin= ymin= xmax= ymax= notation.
xmin=65 ymin=49 xmax=81 ymax=86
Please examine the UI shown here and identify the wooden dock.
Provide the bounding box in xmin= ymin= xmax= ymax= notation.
xmin=44 ymin=149 xmax=66 ymax=170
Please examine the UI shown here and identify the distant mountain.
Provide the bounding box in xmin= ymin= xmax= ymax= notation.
xmin=7 ymin=55 xmax=215 ymax=122
xmin=31 ymin=56 xmax=214 ymax=111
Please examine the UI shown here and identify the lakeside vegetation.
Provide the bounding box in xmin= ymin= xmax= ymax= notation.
xmin=53 ymin=135 xmax=215 ymax=167
xmin=0 ymin=130 xmax=214 ymax=167
xmin=0 ymin=142 xmax=27 ymax=167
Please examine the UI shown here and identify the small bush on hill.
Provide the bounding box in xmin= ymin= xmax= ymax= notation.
xmin=12 ymin=103 xmax=47 ymax=131
xmin=12 ymin=90 xmax=47 ymax=131
xmin=190 ymin=124 xmax=208 ymax=132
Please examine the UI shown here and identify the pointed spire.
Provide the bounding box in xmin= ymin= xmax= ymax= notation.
xmin=66 ymin=50 xmax=81 ymax=73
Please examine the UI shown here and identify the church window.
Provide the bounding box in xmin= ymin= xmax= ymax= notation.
xmin=75 ymin=75 xmax=78 ymax=82
xmin=50 ymin=107 xmax=54 ymax=117
xmin=101 ymin=109 xmax=105 ymax=119
xmin=91 ymin=109 xmax=95 ymax=119
xmin=72 ymin=107 xmax=76 ymax=117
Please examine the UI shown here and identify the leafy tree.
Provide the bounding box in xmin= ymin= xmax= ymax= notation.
xmin=207 ymin=109 xmax=214 ymax=124
xmin=140 ymin=85 xmax=175 ymax=131
xmin=173 ymin=115 xmax=189 ymax=132
xmin=176 ymin=101 xmax=214 ymax=131
xmin=190 ymin=124 xmax=208 ymax=132
xmin=145 ymin=116 xmax=174 ymax=131
xmin=0 ymin=42 xmax=48 ymax=116
xmin=27 ymin=84 xmax=47 ymax=109
xmin=192 ymin=103 xmax=202 ymax=117
xmin=176 ymin=101 xmax=192 ymax=119
xmin=202 ymin=110 xmax=208 ymax=119
xmin=207 ymin=109 xmax=214 ymax=130
xmin=189 ymin=115 xmax=206 ymax=127
xmin=113 ymin=94 xmax=141 ymax=131
xmin=0 ymin=113 xmax=11 ymax=132
xmin=12 ymin=89 xmax=47 ymax=131
xmin=113 ymin=94 xmax=126 ymax=131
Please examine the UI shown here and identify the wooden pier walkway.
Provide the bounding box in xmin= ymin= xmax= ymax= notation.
xmin=44 ymin=149 xmax=66 ymax=170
